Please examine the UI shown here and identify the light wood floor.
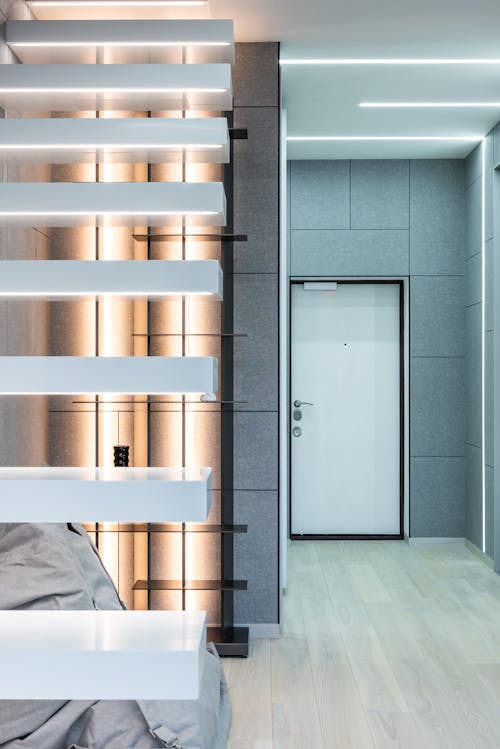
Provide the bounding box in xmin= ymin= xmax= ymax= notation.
xmin=223 ymin=540 xmax=500 ymax=748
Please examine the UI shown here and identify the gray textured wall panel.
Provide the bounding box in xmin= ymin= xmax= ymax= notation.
xmin=233 ymin=273 xmax=278 ymax=411
xmin=410 ymin=276 xmax=464 ymax=358
xmin=350 ymin=160 xmax=409 ymax=230
xmin=410 ymin=357 xmax=464 ymax=457
xmin=231 ymin=42 xmax=280 ymax=624
xmin=233 ymin=411 xmax=278 ymax=491
xmin=486 ymin=464 xmax=494 ymax=556
xmin=465 ymin=145 xmax=482 ymax=188
xmin=232 ymin=42 xmax=279 ymax=108
xmin=485 ymin=238 xmax=494 ymax=331
xmin=291 ymin=229 xmax=409 ymax=276
xmin=465 ymin=303 xmax=482 ymax=449
xmin=465 ymin=252 xmax=482 ymax=308
xmin=233 ymin=106 xmax=279 ymax=274
xmin=290 ymin=161 xmax=350 ymax=230
xmin=233 ymin=491 xmax=278 ymax=624
xmin=465 ymin=177 xmax=482 ymax=260
xmin=465 ymin=442 xmax=483 ymax=548
xmin=409 ymin=160 xmax=465 ymax=275
xmin=485 ymin=330 xmax=494 ymax=468
xmin=485 ymin=134 xmax=494 ymax=241
xmin=410 ymin=457 xmax=465 ymax=537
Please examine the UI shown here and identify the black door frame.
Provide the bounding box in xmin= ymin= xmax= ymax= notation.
xmin=289 ymin=279 xmax=405 ymax=541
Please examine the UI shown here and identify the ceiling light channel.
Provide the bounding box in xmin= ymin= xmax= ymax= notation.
xmin=360 ymin=102 xmax=500 ymax=108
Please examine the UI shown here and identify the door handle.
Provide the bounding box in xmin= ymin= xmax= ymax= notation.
xmin=293 ymin=400 xmax=314 ymax=408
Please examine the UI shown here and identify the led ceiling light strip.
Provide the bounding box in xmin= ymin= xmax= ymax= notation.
xmin=360 ymin=102 xmax=500 ymax=108
xmin=280 ymin=58 xmax=500 ymax=65
xmin=287 ymin=136 xmax=482 ymax=142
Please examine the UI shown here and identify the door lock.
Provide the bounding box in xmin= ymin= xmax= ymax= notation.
xmin=293 ymin=426 xmax=302 ymax=438
xmin=293 ymin=409 xmax=302 ymax=421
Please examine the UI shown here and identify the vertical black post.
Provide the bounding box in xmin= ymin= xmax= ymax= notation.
xmin=221 ymin=111 xmax=235 ymax=637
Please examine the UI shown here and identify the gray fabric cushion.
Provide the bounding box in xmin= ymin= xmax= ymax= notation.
xmin=0 ymin=523 xmax=230 ymax=749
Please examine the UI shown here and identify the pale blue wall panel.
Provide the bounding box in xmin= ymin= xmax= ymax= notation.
xmin=410 ymin=457 xmax=465 ymax=537
xmin=410 ymin=357 xmax=465 ymax=457
xmin=410 ymin=276 xmax=464 ymax=358
xmin=351 ymin=160 xmax=409 ymax=230
xmin=410 ymin=160 xmax=465 ymax=275
xmin=290 ymin=161 xmax=350 ymax=230
xmin=465 ymin=442 xmax=483 ymax=549
xmin=291 ymin=229 xmax=409 ymax=276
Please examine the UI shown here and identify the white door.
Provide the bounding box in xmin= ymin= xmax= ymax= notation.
xmin=291 ymin=282 xmax=401 ymax=536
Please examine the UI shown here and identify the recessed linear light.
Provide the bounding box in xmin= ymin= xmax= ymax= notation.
xmin=280 ymin=58 xmax=500 ymax=65
xmin=10 ymin=42 xmax=230 ymax=48
xmin=360 ymin=102 xmax=500 ymax=108
xmin=287 ymin=136 xmax=482 ymax=142
xmin=28 ymin=1 xmax=207 ymax=6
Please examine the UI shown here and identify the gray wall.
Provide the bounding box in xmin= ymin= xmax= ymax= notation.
xmin=465 ymin=134 xmax=496 ymax=560
xmin=232 ymin=44 xmax=280 ymax=625
xmin=289 ymin=159 xmax=466 ymax=537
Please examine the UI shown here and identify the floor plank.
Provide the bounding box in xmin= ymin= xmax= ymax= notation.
xmin=226 ymin=540 xmax=500 ymax=748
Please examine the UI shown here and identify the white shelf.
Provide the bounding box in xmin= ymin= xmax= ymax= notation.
xmin=28 ymin=1 xmax=212 ymax=22
xmin=0 ymin=356 xmax=218 ymax=395
xmin=0 ymin=117 xmax=229 ymax=164
xmin=6 ymin=20 xmax=234 ymax=64
xmin=0 ymin=610 xmax=206 ymax=700
xmin=0 ymin=182 xmax=226 ymax=227
xmin=0 ymin=63 xmax=232 ymax=112
xmin=0 ymin=260 xmax=223 ymax=299
xmin=0 ymin=467 xmax=212 ymax=522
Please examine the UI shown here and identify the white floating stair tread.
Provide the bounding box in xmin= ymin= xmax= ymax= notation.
xmin=6 ymin=20 xmax=234 ymax=64
xmin=0 ymin=117 xmax=229 ymax=164
xmin=0 ymin=610 xmax=206 ymax=700
xmin=27 ymin=1 xmax=211 ymax=23
xmin=0 ymin=356 xmax=218 ymax=395
xmin=0 ymin=63 xmax=232 ymax=112
xmin=0 ymin=182 xmax=226 ymax=227
xmin=0 ymin=260 xmax=223 ymax=299
xmin=0 ymin=467 xmax=212 ymax=522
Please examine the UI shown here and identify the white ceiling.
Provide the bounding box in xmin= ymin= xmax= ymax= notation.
xmin=28 ymin=0 xmax=500 ymax=159
xmin=211 ymin=0 xmax=500 ymax=158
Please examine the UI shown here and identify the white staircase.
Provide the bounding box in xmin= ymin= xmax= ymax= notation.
xmin=0 ymin=4 xmax=234 ymax=700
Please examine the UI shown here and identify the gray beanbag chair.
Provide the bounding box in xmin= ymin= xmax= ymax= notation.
xmin=0 ymin=523 xmax=230 ymax=749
